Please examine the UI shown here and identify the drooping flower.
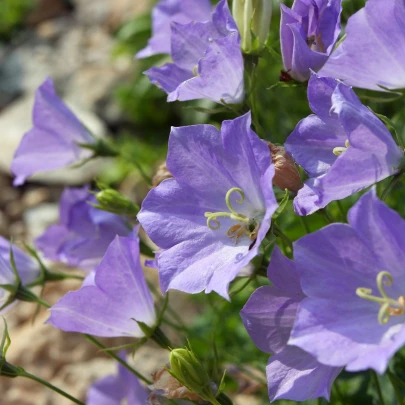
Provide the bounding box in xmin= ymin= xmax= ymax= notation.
xmin=289 ymin=188 xmax=405 ymax=374
xmin=138 ymin=112 xmax=277 ymax=300
xmin=136 ymin=0 xmax=212 ymax=59
xmin=35 ymin=186 xmax=130 ymax=271
xmin=87 ymin=353 xmax=149 ymax=405
xmin=11 ymin=78 xmax=94 ymax=186
xmin=48 ymin=233 xmax=156 ymax=337
xmin=319 ymin=0 xmax=405 ymax=91
xmin=0 ymin=237 xmax=41 ymax=313
xmin=0 ymin=237 xmax=40 ymax=286
xmin=285 ymin=74 xmax=404 ymax=216
xmin=145 ymin=0 xmax=245 ymax=105
xmin=280 ymin=0 xmax=342 ymax=81
xmin=241 ymin=246 xmax=341 ymax=402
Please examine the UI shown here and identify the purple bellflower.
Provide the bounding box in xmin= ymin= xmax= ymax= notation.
xmin=11 ymin=78 xmax=94 ymax=186
xmin=48 ymin=233 xmax=156 ymax=337
xmin=241 ymin=246 xmax=341 ymax=402
xmin=136 ymin=0 xmax=212 ymax=59
xmin=35 ymin=186 xmax=130 ymax=271
xmin=145 ymin=0 xmax=245 ymax=105
xmin=285 ymin=74 xmax=404 ymax=216
xmin=289 ymin=188 xmax=405 ymax=374
xmin=319 ymin=0 xmax=405 ymax=91
xmin=280 ymin=0 xmax=342 ymax=81
xmin=87 ymin=353 xmax=149 ymax=405
xmin=138 ymin=112 xmax=277 ymax=300
xmin=0 ymin=237 xmax=41 ymax=313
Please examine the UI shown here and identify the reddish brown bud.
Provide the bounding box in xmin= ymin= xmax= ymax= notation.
xmin=268 ymin=142 xmax=302 ymax=193
xmin=152 ymin=161 xmax=173 ymax=188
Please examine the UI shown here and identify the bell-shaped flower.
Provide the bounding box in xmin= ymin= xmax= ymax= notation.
xmin=35 ymin=186 xmax=130 ymax=271
xmin=87 ymin=352 xmax=149 ymax=405
xmin=145 ymin=0 xmax=245 ymax=105
xmin=136 ymin=0 xmax=212 ymax=59
xmin=48 ymin=233 xmax=156 ymax=337
xmin=280 ymin=0 xmax=342 ymax=81
xmin=241 ymin=246 xmax=341 ymax=402
xmin=0 ymin=237 xmax=41 ymax=313
xmin=138 ymin=112 xmax=277 ymax=300
xmin=285 ymin=74 xmax=404 ymax=216
xmin=319 ymin=0 xmax=405 ymax=91
xmin=11 ymin=78 xmax=94 ymax=186
xmin=290 ymin=188 xmax=405 ymax=374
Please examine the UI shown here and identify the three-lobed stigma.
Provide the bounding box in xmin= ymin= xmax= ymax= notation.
xmin=356 ymin=271 xmax=405 ymax=324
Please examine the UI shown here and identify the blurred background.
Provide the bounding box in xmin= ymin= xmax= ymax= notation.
xmin=1 ymin=0 xmax=405 ymax=404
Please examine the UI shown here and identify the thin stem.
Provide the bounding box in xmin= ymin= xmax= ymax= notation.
xmin=381 ymin=173 xmax=404 ymax=201
xmin=299 ymin=216 xmax=310 ymax=234
xmin=273 ymin=224 xmax=293 ymax=250
xmin=318 ymin=208 xmax=333 ymax=224
xmin=21 ymin=371 xmax=85 ymax=405
xmin=85 ymin=335 xmax=152 ymax=385
xmin=371 ymin=370 xmax=386 ymax=405
xmin=387 ymin=369 xmax=403 ymax=404
xmin=336 ymin=201 xmax=346 ymax=222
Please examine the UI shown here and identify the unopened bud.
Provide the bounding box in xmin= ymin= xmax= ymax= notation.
xmin=268 ymin=143 xmax=302 ymax=193
xmin=152 ymin=161 xmax=173 ymax=188
xmin=232 ymin=0 xmax=272 ymax=54
xmin=94 ymin=189 xmax=139 ymax=216
xmin=151 ymin=367 xmax=201 ymax=401
xmin=169 ymin=348 xmax=215 ymax=401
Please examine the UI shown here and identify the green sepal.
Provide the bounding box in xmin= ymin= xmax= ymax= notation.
xmin=272 ymin=189 xmax=289 ymax=220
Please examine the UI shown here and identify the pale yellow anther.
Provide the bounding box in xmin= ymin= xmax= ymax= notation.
xmin=333 ymin=139 xmax=350 ymax=156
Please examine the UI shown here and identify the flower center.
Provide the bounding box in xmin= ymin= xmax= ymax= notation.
xmin=333 ymin=139 xmax=350 ymax=156
xmin=306 ymin=34 xmax=325 ymax=53
xmin=204 ymin=188 xmax=259 ymax=245
xmin=356 ymin=271 xmax=405 ymax=325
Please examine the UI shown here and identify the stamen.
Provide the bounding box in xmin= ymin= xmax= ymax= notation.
xmin=333 ymin=139 xmax=350 ymax=156
xmin=356 ymin=271 xmax=405 ymax=325
xmin=204 ymin=188 xmax=249 ymax=230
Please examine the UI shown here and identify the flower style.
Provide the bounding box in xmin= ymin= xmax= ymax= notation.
xmin=48 ymin=233 xmax=156 ymax=337
xmin=35 ymin=186 xmax=130 ymax=270
xmin=289 ymin=188 xmax=405 ymax=373
xmin=285 ymin=74 xmax=404 ymax=216
xmin=138 ymin=113 xmax=277 ymax=300
xmin=280 ymin=0 xmax=342 ymax=81
xmin=11 ymin=78 xmax=94 ymax=186
xmin=241 ymin=246 xmax=341 ymax=401
xmin=319 ymin=0 xmax=405 ymax=91
xmin=136 ymin=0 xmax=212 ymax=59
xmin=87 ymin=353 xmax=149 ymax=405
xmin=0 ymin=237 xmax=41 ymax=313
xmin=145 ymin=0 xmax=245 ymax=105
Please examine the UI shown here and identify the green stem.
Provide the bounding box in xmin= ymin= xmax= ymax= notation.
xmin=299 ymin=216 xmax=310 ymax=234
xmin=371 ymin=370 xmax=386 ymax=405
xmin=387 ymin=369 xmax=404 ymax=404
xmin=273 ymin=224 xmax=293 ymax=250
xmin=336 ymin=201 xmax=346 ymax=222
xmin=318 ymin=208 xmax=333 ymax=224
xmin=85 ymin=335 xmax=152 ymax=385
xmin=381 ymin=173 xmax=404 ymax=201
xmin=21 ymin=371 xmax=85 ymax=405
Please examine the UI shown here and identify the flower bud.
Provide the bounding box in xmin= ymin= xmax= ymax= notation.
xmin=152 ymin=161 xmax=173 ymax=188
xmin=232 ymin=0 xmax=272 ymax=54
xmin=169 ymin=348 xmax=215 ymax=401
xmin=268 ymin=142 xmax=302 ymax=193
xmin=94 ymin=189 xmax=139 ymax=216
xmin=151 ymin=367 xmax=201 ymax=401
